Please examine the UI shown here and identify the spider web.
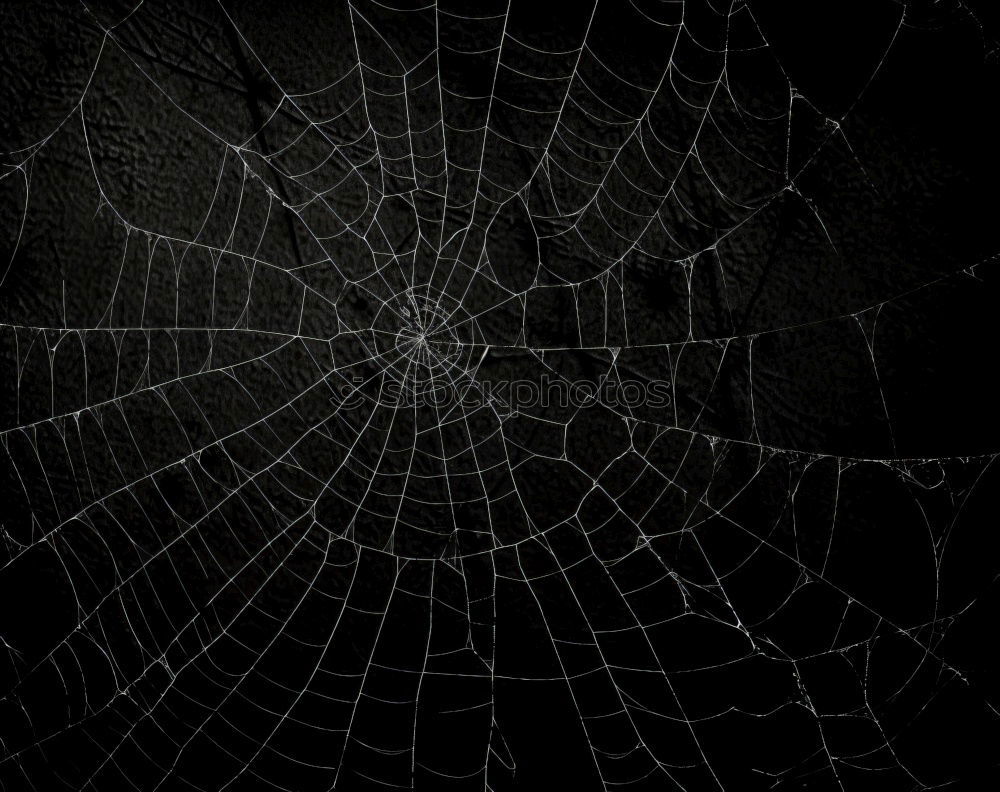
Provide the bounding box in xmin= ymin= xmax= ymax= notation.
xmin=2 ymin=0 xmax=1000 ymax=789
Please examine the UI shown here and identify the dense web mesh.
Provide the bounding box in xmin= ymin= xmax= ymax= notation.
xmin=2 ymin=0 xmax=1000 ymax=789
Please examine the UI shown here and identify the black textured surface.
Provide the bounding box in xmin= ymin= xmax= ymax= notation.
xmin=2 ymin=1 xmax=1000 ymax=789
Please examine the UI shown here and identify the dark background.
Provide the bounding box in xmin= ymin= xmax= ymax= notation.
xmin=2 ymin=0 xmax=1000 ymax=789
